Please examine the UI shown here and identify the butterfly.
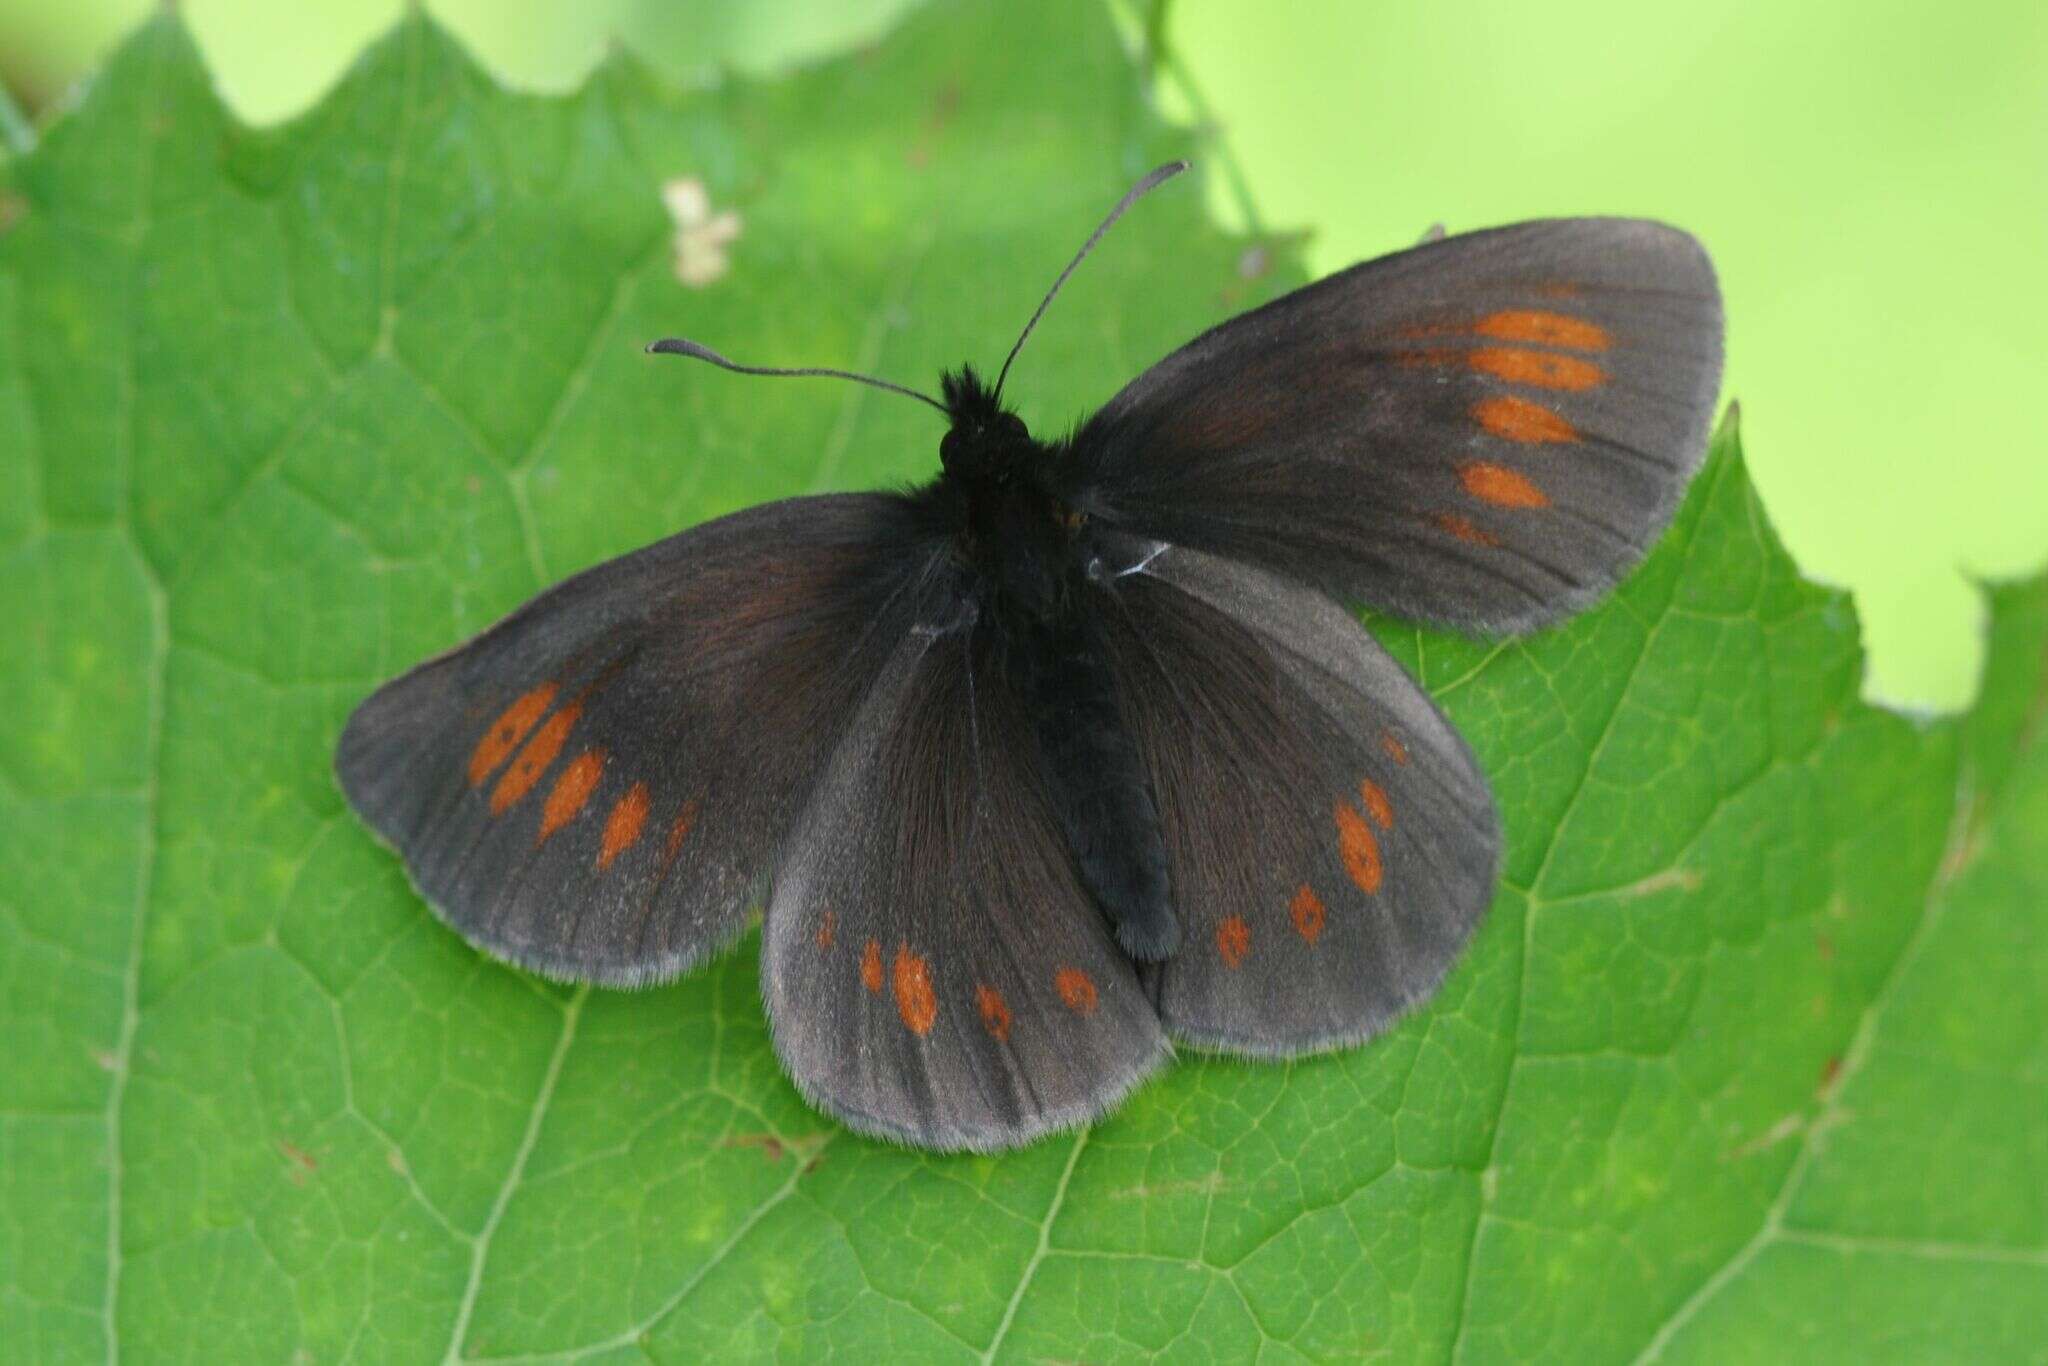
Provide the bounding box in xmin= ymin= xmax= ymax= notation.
xmin=336 ymin=162 xmax=1723 ymax=1151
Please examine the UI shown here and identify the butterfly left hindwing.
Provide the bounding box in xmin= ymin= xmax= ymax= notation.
xmin=762 ymin=600 xmax=1169 ymax=1152
xmin=1093 ymin=537 xmax=1499 ymax=1053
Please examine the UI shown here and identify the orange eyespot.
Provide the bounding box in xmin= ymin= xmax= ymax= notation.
xmin=1217 ymin=916 xmax=1251 ymax=969
xmin=977 ymin=984 xmax=1013 ymax=1042
xmin=1290 ymin=885 xmax=1327 ymax=944
xmin=1054 ymin=967 xmax=1099 ymax=1015
xmin=893 ymin=947 xmax=937 ymax=1036
xmin=598 ymin=782 xmax=650 ymax=869
xmin=1469 ymin=347 xmax=1604 ymax=391
xmin=1335 ymin=799 xmax=1384 ymax=895
xmin=490 ymin=702 xmax=583 ymax=814
xmin=538 ymin=748 xmax=606 ymax=841
xmin=815 ymin=909 xmax=836 ymax=950
xmin=1381 ymin=731 xmax=1410 ymax=766
xmin=664 ymin=800 xmax=700 ymax=863
xmin=469 ymin=684 xmax=558 ymax=787
xmin=1472 ymin=395 xmax=1576 ymax=445
xmin=1434 ymin=512 xmax=1501 ymax=547
xmin=1460 ymin=461 xmax=1551 ymax=508
xmin=860 ymin=940 xmax=883 ymax=994
xmin=1361 ymin=779 xmax=1394 ymax=831
xmin=1473 ymin=309 xmax=1609 ymax=351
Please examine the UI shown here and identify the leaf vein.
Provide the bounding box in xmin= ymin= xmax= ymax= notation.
xmin=443 ymin=982 xmax=588 ymax=1364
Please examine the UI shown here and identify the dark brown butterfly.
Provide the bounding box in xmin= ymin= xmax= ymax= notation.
xmin=336 ymin=163 xmax=1723 ymax=1150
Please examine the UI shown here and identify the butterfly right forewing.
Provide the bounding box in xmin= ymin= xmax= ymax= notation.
xmin=1072 ymin=217 xmax=1723 ymax=634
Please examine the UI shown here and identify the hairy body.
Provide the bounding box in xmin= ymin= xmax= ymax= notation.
xmin=915 ymin=367 xmax=1178 ymax=960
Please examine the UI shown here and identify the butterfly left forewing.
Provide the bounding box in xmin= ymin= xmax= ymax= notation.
xmin=1094 ymin=538 xmax=1498 ymax=1053
xmin=761 ymin=611 xmax=1169 ymax=1151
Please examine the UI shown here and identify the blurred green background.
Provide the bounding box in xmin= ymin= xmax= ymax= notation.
xmin=4 ymin=0 xmax=2042 ymax=709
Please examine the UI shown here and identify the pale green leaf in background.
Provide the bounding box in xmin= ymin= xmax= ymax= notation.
xmin=5 ymin=0 xmax=2044 ymax=711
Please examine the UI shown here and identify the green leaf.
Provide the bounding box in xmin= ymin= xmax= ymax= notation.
xmin=2 ymin=2 xmax=2042 ymax=1360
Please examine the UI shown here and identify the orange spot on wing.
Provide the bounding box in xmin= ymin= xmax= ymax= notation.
xmin=977 ymin=984 xmax=1012 ymax=1042
xmin=1054 ymin=967 xmax=1099 ymax=1015
xmin=1473 ymin=395 xmax=1577 ymax=445
xmin=893 ymin=946 xmax=937 ymax=1036
xmin=1434 ymin=512 xmax=1501 ymax=547
xmin=1474 ymin=309 xmax=1609 ymax=351
xmin=469 ymin=684 xmax=558 ymax=787
xmin=664 ymin=800 xmax=700 ymax=862
xmin=1395 ymin=346 xmax=1461 ymax=369
xmin=860 ymin=940 xmax=882 ymax=994
xmin=1460 ymin=461 xmax=1551 ymax=508
xmin=1469 ymin=347 xmax=1604 ymax=391
xmin=1336 ymin=799 xmax=1384 ymax=895
xmin=597 ymin=781 xmax=649 ymax=869
xmin=538 ymin=748 xmax=606 ymax=841
xmin=1381 ymin=730 xmax=1410 ymax=766
xmin=490 ymin=701 xmax=583 ymax=814
xmin=1290 ymin=885 xmax=1327 ymax=944
xmin=815 ymin=909 xmax=836 ymax=950
xmin=1217 ymin=916 xmax=1250 ymax=969
xmin=1361 ymin=779 xmax=1394 ymax=831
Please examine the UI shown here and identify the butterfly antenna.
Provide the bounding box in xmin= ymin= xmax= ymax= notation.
xmin=992 ymin=160 xmax=1190 ymax=403
xmin=645 ymin=337 xmax=950 ymax=417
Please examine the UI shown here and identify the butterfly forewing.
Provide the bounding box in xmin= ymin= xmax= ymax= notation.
xmin=335 ymin=494 xmax=941 ymax=985
xmin=1095 ymin=538 xmax=1498 ymax=1052
xmin=762 ymin=608 xmax=1169 ymax=1151
xmin=1073 ymin=217 xmax=1723 ymax=632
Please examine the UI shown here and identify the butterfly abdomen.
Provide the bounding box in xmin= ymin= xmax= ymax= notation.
xmin=928 ymin=374 xmax=1176 ymax=960
xmin=1007 ymin=601 xmax=1177 ymax=961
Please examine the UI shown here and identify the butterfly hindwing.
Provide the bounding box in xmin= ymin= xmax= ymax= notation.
xmin=1071 ymin=217 xmax=1723 ymax=633
xmin=335 ymin=494 xmax=941 ymax=985
xmin=761 ymin=608 xmax=1170 ymax=1151
xmin=1093 ymin=537 xmax=1499 ymax=1052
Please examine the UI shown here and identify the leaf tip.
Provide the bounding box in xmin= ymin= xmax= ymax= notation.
xmin=1715 ymin=397 xmax=1742 ymax=442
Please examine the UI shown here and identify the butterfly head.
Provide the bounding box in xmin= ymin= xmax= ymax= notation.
xmin=938 ymin=366 xmax=1036 ymax=484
